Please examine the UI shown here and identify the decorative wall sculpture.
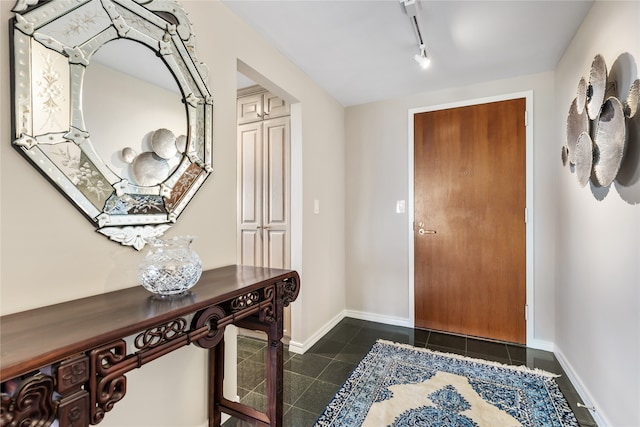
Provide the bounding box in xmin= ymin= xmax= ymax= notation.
xmin=563 ymin=53 xmax=639 ymax=188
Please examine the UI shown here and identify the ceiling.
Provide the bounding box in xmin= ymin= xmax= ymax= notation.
xmin=225 ymin=0 xmax=594 ymax=107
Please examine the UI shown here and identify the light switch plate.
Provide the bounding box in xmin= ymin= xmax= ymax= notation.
xmin=396 ymin=200 xmax=405 ymax=214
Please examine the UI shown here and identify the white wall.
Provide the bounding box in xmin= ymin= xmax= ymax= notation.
xmin=554 ymin=1 xmax=640 ymax=426
xmin=0 ymin=1 xmax=346 ymax=425
xmin=345 ymin=71 xmax=558 ymax=345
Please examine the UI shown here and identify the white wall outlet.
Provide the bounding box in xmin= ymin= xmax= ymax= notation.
xmin=314 ymin=199 xmax=320 ymax=214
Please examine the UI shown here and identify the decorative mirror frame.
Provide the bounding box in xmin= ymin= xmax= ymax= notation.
xmin=10 ymin=0 xmax=213 ymax=250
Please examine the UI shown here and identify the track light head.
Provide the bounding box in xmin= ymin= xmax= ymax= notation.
xmin=414 ymin=44 xmax=431 ymax=69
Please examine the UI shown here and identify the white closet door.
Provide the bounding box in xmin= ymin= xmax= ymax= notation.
xmin=237 ymin=121 xmax=263 ymax=266
xmin=236 ymin=94 xmax=291 ymax=338
xmin=262 ymin=117 xmax=290 ymax=270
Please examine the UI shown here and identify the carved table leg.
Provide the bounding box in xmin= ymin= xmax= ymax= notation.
xmin=265 ymin=333 xmax=284 ymax=427
xmin=208 ymin=337 xmax=225 ymax=427
xmin=265 ymin=281 xmax=286 ymax=427
xmin=198 ymin=277 xmax=298 ymax=427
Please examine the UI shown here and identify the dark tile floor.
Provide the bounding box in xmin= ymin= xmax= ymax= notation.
xmin=222 ymin=317 xmax=597 ymax=426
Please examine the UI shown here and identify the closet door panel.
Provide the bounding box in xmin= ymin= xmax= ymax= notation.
xmin=263 ymin=93 xmax=290 ymax=119
xmin=239 ymin=123 xmax=263 ymax=225
xmin=237 ymin=94 xmax=264 ymax=124
xmin=264 ymin=117 xmax=290 ymax=228
xmin=265 ymin=229 xmax=287 ymax=270
xmin=240 ymin=229 xmax=263 ymax=267
xmin=237 ymin=122 xmax=263 ymax=266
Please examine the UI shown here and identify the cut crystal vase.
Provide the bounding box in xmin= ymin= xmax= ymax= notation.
xmin=139 ymin=236 xmax=202 ymax=296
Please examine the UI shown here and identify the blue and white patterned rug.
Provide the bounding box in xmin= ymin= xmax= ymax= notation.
xmin=315 ymin=340 xmax=579 ymax=427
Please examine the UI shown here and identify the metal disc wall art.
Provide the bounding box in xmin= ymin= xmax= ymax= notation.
xmin=176 ymin=135 xmax=188 ymax=153
xmin=122 ymin=147 xmax=137 ymax=164
xmin=132 ymin=152 xmax=171 ymax=186
xmin=625 ymin=79 xmax=639 ymax=118
xmin=151 ymin=128 xmax=179 ymax=160
xmin=587 ymin=54 xmax=608 ymax=120
xmin=566 ymin=97 xmax=589 ymax=165
xmin=593 ymin=97 xmax=626 ymax=187
xmin=575 ymin=132 xmax=593 ymax=187
xmin=576 ymin=77 xmax=587 ymax=114
xmin=563 ymin=53 xmax=638 ymax=190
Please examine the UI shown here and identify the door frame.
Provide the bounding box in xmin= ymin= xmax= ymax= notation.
xmin=407 ymin=91 xmax=534 ymax=345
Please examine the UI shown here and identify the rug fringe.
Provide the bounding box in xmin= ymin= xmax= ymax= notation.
xmin=375 ymin=339 xmax=561 ymax=378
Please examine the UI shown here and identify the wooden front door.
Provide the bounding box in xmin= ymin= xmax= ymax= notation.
xmin=414 ymin=98 xmax=526 ymax=344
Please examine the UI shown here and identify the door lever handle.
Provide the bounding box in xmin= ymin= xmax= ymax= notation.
xmin=418 ymin=228 xmax=436 ymax=235
xmin=416 ymin=222 xmax=436 ymax=235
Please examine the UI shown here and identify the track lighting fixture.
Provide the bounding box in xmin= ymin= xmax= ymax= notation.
xmin=402 ymin=0 xmax=431 ymax=70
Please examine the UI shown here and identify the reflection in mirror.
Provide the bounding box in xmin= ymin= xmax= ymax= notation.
xmin=84 ymin=39 xmax=187 ymax=185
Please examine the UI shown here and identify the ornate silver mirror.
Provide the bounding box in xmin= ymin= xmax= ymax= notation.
xmin=10 ymin=0 xmax=213 ymax=250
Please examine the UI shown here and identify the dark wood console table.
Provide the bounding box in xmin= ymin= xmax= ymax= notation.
xmin=0 ymin=265 xmax=300 ymax=427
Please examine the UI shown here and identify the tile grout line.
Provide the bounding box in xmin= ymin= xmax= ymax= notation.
xmin=505 ymin=344 xmax=514 ymax=364
xmin=289 ymin=324 xmax=365 ymax=419
xmin=285 ymin=372 xmax=317 ymax=410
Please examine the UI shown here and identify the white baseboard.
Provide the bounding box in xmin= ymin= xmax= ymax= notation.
xmin=527 ymin=338 xmax=554 ymax=352
xmin=555 ymin=346 xmax=610 ymax=427
xmin=287 ymin=310 xmax=409 ymax=354
xmin=288 ymin=310 xmax=346 ymax=354
xmin=344 ymin=309 xmax=411 ymax=327
xmin=288 ymin=309 xmax=556 ymax=360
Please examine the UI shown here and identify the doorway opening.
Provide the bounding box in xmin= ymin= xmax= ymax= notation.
xmin=235 ymin=62 xmax=303 ymax=344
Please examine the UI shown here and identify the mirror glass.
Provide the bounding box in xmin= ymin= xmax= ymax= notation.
xmin=84 ymin=39 xmax=186 ymax=184
xmin=10 ymin=0 xmax=213 ymax=250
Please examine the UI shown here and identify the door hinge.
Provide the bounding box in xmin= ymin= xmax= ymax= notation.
xmin=524 ymin=110 xmax=528 ymax=127
xmin=524 ymin=208 xmax=528 ymax=224
xmin=525 ymin=304 xmax=528 ymax=321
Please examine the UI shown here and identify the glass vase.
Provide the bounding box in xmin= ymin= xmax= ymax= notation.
xmin=139 ymin=236 xmax=202 ymax=296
